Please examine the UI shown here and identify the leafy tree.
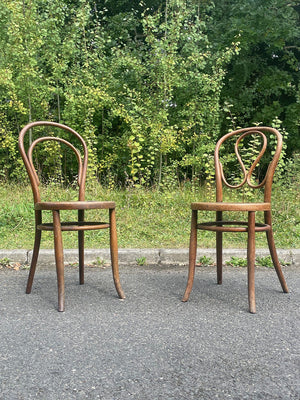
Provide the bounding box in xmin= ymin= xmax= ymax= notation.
xmin=207 ymin=0 xmax=300 ymax=152
xmin=0 ymin=0 xmax=297 ymax=186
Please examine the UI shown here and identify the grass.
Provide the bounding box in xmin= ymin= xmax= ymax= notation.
xmin=0 ymin=180 xmax=299 ymax=249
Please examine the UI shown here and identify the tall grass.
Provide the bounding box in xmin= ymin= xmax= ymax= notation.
xmin=0 ymin=180 xmax=299 ymax=249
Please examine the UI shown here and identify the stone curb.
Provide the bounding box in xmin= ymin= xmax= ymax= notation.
xmin=0 ymin=248 xmax=299 ymax=267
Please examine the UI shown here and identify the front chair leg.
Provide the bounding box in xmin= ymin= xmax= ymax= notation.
xmin=26 ymin=211 xmax=42 ymax=294
xmin=247 ymin=211 xmax=256 ymax=314
xmin=78 ymin=210 xmax=85 ymax=285
xmin=26 ymin=228 xmax=42 ymax=294
xmin=53 ymin=210 xmax=65 ymax=312
xmin=109 ymin=208 xmax=125 ymax=299
xmin=216 ymin=211 xmax=223 ymax=284
xmin=78 ymin=230 xmax=84 ymax=284
xmin=182 ymin=209 xmax=198 ymax=302
xmin=216 ymin=232 xmax=223 ymax=284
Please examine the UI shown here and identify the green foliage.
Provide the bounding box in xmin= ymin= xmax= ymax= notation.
xmin=210 ymin=0 xmax=300 ymax=152
xmin=136 ymin=256 xmax=147 ymax=266
xmin=0 ymin=257 xmax=10 ymax=267
xmin=93 ymin=257 xmax=108 ymax=267
xmin=0 ymin=0 xmax=298 ymax=187
xmin=225 ymin=255 xmax=292 ymax=268
xmin=197 ymin=256 xmax=214 ymax=266
xmin=256 ymin=256 xmax=274 ymax=268
xmin=0 ymin=0 xmax=235 ymax=186
xmin=226 ymin=256 xmax=248 ymax=267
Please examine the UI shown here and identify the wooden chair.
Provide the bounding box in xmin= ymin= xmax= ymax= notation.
xmin=19 ymin=121 xmax=125 ymax=311
xmin=182 ymin=126 xmax=289 ymax=313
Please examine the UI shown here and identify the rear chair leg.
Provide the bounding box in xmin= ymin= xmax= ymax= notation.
xmin=53 ymin=210 xmax=65 ymax=312
xmin=266 ymin=228 xmax=289 ymax=293
xmin=265 ymin=211 xmax=288 ymax=293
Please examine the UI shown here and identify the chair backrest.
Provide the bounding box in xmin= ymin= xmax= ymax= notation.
xmin=214 ymin=127 xmax=282 ymax=203
xmin=19 ymin=121 xmax=88 ymax=203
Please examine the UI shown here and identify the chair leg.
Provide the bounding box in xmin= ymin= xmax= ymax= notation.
xmin=53 ymin=210 xmax=65 ymax=312
xmin=109 ymin=208 xmax=125 ymax=299
xmin=265 ymin=212 xmax=288 ymax=293
xmin=26 ymin=211 xmax=42 ymax=294
xmin=26 ymin=226 xmax=42 ymax=294
xmin=247 ymin=211 xmax=256 ymax=314
xmin=216 ymin=211 xmax=223 ymax=284
xmin=78 ymin=231 xmax=84 ymax=284
xmin=182 ymin=209 xmax=198 ymax=302
xmin=78 ymin=210 xmax=85 ymax=285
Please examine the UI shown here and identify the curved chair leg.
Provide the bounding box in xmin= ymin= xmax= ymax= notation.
xmin=53 ymin=210 xmax=65 ymax=312
xmin=247 ymin=211 xmax=256 ymax=313
xmin=26 ymin=211 xmax=42 ymax=294
xmin=216 ymin=211 xmax=223 ymax=284
xmin=266 ymin=229 xmax=289 ymax=293
xmin=78 ymin=210 xmax=85 ymax=285
xmin=109 ymin=208 xmax=125 ymax=299
xmin=182 ymin=209 xmax=198 ymax=302
xmin=265 ymin=212 xmax=288 ymax=293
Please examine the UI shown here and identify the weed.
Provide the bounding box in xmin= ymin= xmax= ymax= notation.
xmin=68 ymin=262 xmax=79 ymax=268
xmin=256 ymin=255 xmax=291 ymax=268
xmin=256 ymin=256 xmax=273 ymax=268
xmin=0 ymin=257 xmax=10 ymax=267
xmin=226 ymin=255 xmax=291 ymax=268
xmin=279 ymin=259 xmax=292 ymax=267
xmin=197 ymin=255 xmax=214 ymax=266
xmin=92 ymin=257 xmax=107 ymax=267
xmin=136 ymin=256 xmax=147 ymax=266
xmin=0 ymin=258 xmax=29 ymax=270
xmin=226 ymin=256 xmax=248 ymax=267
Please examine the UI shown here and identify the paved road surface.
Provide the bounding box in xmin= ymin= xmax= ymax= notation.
xmin=0 ymin=264 xmax=299 ymax=399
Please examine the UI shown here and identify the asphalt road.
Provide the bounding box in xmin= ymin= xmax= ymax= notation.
xmin=0 ymin=264 xmax=299 ymax=399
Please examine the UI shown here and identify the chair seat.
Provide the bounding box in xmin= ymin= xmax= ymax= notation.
xmin=38 ymin=221 xmax=110 ymax=231
xmin=191 ymin=202 xmax=271 ymax=212
xmin=35 ymin=200 xmax=116 ymax=211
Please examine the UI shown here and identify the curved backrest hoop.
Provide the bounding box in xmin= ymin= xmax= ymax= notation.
xmin=19 ymin=121 xmax=88 ymax=203
xmin=214 ymin=127 xmax=282 ymax=202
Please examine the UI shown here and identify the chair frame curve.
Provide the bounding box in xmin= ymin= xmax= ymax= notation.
xmin=19 ymin=121 xmax=125 ymax=311
xmin=182 ymin=126 xmax=288 ymax=313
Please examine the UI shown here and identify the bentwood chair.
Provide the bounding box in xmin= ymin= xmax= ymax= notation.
xmin=19 ymin=121 xmax=125 ymax=311
xmin=182 ymin=127 xmax=289 ymax=313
